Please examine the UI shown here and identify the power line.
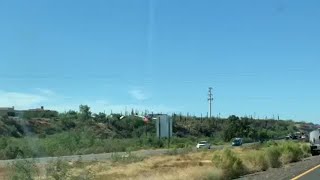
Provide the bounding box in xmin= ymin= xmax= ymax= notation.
xmin=208 ymin=87 xmax=213 ymax=118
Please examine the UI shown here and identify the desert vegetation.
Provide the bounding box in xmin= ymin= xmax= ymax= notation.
xmin=0 ymin=141 xmax=310 ymax=180
xmin=0 ymin=105 xmax=315 ymax=160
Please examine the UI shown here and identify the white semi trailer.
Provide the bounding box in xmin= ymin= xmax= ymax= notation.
xmin=309 ymin=129 xmax=320 ymax=156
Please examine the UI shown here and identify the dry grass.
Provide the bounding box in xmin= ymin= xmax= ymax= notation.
xmin=133 ymin=167 xmax=223 ymax=180
xmin=2 ymin=142 xmax=310 ymax=180
xmin=0 ymin=166 xmax=8 ymax=180
xmin=69 ymin=147 xmax=270 ymax=180
xmin=68 ymin=151 xmax=222 ymax=180
xmin=242 ymin=150 xmax=269 ymax=172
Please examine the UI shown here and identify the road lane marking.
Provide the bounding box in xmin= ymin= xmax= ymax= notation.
xmin=291 ymin=164 xmax=320 ymax=180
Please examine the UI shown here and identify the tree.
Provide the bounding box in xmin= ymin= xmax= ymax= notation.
xmin=79 ymin=105 xmax=92 ymax=121
xmin=222 ymin=115 xmax=240 ymax=141
xmin=93 ymin=112 xmax=106 ymax=122
xmin=258 ymin=130 xmax=269 ymax=141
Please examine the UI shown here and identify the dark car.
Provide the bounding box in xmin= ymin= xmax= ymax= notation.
xmin=232 ymin=138 xmax=243 ymax=146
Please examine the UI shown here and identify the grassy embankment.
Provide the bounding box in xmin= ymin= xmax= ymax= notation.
xmin=2 ymin=141 xmax=310 ymax=180
xmin=0 ymin=130 xmax=226 ymax=160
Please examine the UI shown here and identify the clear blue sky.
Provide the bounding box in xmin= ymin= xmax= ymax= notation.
xmin=1 ymin=0 xmax=320 ymax=123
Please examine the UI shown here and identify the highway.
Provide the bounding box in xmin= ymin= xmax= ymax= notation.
xmin=292 ymin=164 xmax=320 ymax=180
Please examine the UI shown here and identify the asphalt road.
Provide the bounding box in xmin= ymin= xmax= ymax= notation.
xmin=238 ymin=154 xmax=320 ymax=180
xmin=292 ymin=164 xmax=320 ymax=180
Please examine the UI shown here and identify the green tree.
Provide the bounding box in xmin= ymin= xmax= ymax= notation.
xmin=223 ymin=115 xmax=240 ymax=141
xmin=79 ymin=105 xmax=92 ymax=121
xmin=93 ymin=112 xmax=107 ymax=122
xmin=258 ymin=130 xmax=269 ymax=141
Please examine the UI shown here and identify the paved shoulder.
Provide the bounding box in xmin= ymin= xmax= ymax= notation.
xmin=292 ymin=164 xmax=320 ymax=180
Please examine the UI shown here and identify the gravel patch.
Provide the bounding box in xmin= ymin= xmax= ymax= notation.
xmin=237 ymin=155 xmax=320 ymax=180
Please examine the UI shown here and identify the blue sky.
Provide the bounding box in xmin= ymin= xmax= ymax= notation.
xmin=1 ymin=0 xmax=320 ymax=122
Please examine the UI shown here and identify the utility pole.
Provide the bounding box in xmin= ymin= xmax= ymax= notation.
xmin=208 ymin=87 xmax=213 ymax=118
xmin=168 ymin=117 xmax=171 ymax=148
xmin=158 ymin=117 xmax=161 ymax=141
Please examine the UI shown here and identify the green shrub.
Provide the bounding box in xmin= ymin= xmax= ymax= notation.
xmin=242 ymin=138 xmax=254 ymax=144
xmin=46 ymin=158 xmax=70 ymax=180
xmin=8 ymin=159 xmax=38 ymax=180
xmin=212 ymin=140 xmax=225 ymax=146
xmin=257 ymin=153 xmax=269 ymax=171
xmin=300 ymin=143 xmax=310 ymax=158
xmin=265 ymin=146 xmax=282 ymax=168
xmin=38 ymin=133 xmax=46 ymax=138
xmin=264 ymin=140 xmax=279 ymax=147
xmin=279 ymin=142 xmax=304 ymax=164
xmin=0 ymin=138 xmax=8 ymax=149
xmin=244 ymin=151 xmax=269 ymax=171
xmin=5 ymin=144 xmax=24 ymax=159
xmin=175 ymin=143 xmax=186 ymax=148
xmin=45 ymin=158 xmax=95 ymax=180
xmin=212 ymin=149 xmax=246 ymax=179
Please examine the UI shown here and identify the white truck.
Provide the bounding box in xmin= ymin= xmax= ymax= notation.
xmin=309 ymin=129 xmax=320 ymax=156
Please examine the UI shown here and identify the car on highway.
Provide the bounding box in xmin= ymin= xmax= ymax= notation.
xmin=232 ymin=138 xmax=243 ymax=146
xmin=196 ymin=141 xmax=211 ymax=149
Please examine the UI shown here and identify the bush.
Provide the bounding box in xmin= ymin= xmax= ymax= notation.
xmin=244 ymin=151 xmax=269 ymax=172
xmin=8 ymin=159 xmax=39 ymax=180
xmin=279 ymin=142 xmax=304 ymax=164
xmin=242 ymin=138 xmax=254 ymax=144
xmin=5 ymin=144 xmax=25 ymax=159
xmin=175 ymin=143 xmax=187 ymax=148
xmin=38 ymin=133 xmax=47 ymax=138
xmin=203 ymin=169 xmax=223 ymax=180
xmin=46 ymin=158 xmax=70 ymax=180
xmin=264 ymin=140 xmax=279 ymax=147
xmin=212 ymin=149 xmax=246 ymax=179
xmin=46 ymin=158 xmax=95 ymax=180
xmin=265 ymin=146 xmax=282 ymax=168
xmin=300 ymin=143 xmax=310 ymax=158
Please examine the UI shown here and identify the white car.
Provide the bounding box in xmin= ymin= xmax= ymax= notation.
xmin=196 ymin=141 xmax=211 ymax=149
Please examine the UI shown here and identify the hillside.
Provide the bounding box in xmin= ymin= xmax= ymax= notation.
xmin=0 ymin=105 xmax=318 ymax=160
